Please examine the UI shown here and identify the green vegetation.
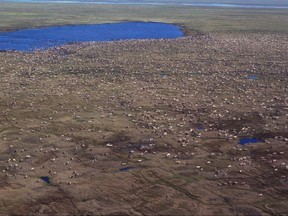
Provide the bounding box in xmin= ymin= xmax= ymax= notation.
xmin=13 ymin=0 xmax=288 ymax=7
xmin=0 ymin=2 xmax=288 ymax=33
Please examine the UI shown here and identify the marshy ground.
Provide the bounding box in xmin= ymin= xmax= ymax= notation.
xmin=0 ymin=33 xmax=287 ymax=215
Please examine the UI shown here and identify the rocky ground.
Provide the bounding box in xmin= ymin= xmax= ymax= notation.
xmin=0 ymin=33 xmax=287 ymax=215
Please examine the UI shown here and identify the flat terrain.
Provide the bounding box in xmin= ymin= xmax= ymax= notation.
xmin=1 ymin=0 xmax=288 ymax=7
xmin=0 ymin=1 xmax=288 ymax=215
xmin=1 ymin=3 xmax=288 ymax=33
xmin=0 ymin=33 xmax=287 ymax=215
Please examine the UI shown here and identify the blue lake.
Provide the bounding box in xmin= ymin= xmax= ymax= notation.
xmin=0 ymin=22 xmax=183 ymax=51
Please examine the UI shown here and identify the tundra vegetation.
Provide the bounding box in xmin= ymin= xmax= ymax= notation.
xmin=0 ymin=2 xmax=287 ymax=215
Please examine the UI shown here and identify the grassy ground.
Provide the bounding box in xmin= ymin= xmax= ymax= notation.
xmin=0 ymin=3 xmax=288 ymax=33
xmin=0 ymin=2 xmax=287 ymax=215
xmin=0 ymin=33 xmax=287 ymax=215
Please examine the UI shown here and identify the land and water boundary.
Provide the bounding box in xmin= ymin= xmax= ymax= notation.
xmin=0 ymin=1 xmax=287 ymax=215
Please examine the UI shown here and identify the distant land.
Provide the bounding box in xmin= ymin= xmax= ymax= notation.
xmin=1 ymin=0 xmax=288 ymax=8
xmin=1 ymin=0 xmax=288 ymax=33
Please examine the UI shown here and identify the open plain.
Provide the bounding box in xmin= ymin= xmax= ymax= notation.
xmin=0 ymin=1 xmax=288 ymax=216
xmin=1 ymin=33 xmax=288 ymax=215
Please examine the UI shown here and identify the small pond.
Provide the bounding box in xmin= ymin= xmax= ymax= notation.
xmin=247 ymin=75 xmax=258 ymax=80
xmin=238 ymin=138 xmax=263 ymax=145
xmin=40 ymin=176 xmax=51 ymax=184
xmin=118 ymin=166 xmax=138 ymax=172
xmin=0 ymin=22 xmax=183 ymax=51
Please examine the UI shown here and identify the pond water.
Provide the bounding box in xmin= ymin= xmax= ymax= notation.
xmin=196 ymin=125 xmax=205 ymax=131
xmin=118 ymin=166 xmax=138 ymax=172
xmin=238 ymin=138 xmax=263 ymax=145
xmin=40 ymin=176 xmax=51 ymax=184
xmin=247 ymin=75 xmax=258 ymax=80
xmin=0 ymin=22 xmax=183 ymax=51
